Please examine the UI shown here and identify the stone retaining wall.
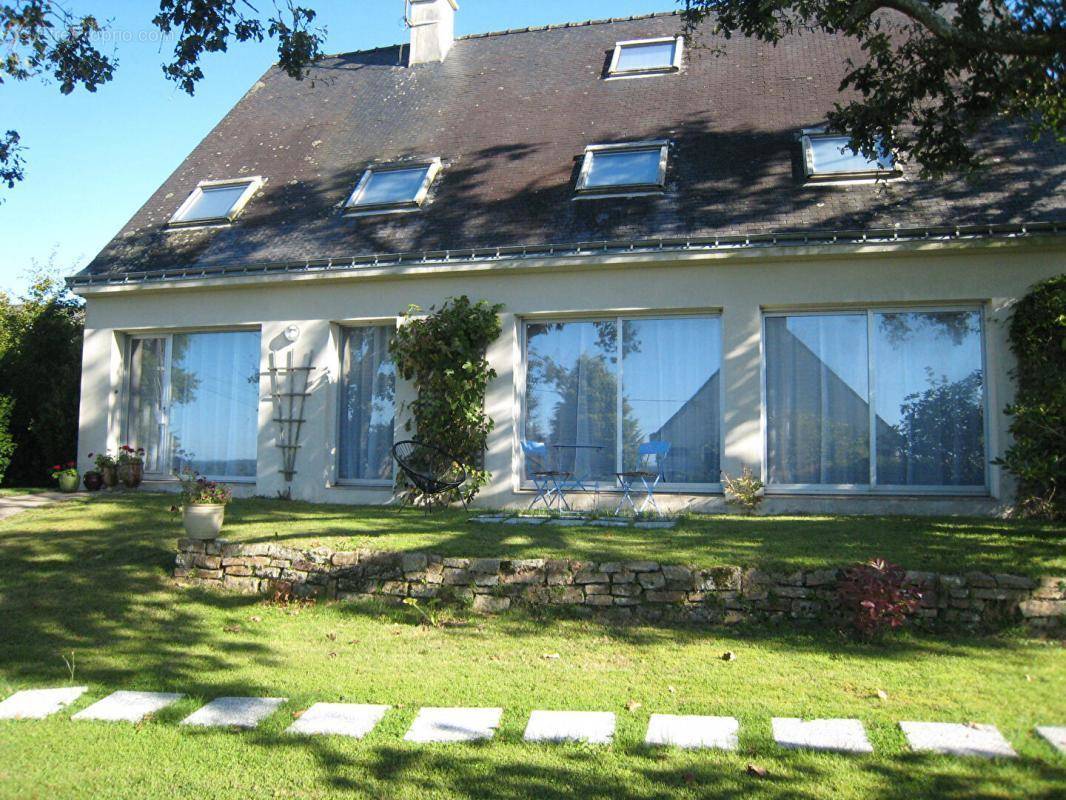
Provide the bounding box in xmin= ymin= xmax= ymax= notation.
xmin=174 ymin=539 xmax=1066 ymax=631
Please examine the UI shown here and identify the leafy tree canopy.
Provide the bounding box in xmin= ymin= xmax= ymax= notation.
xmin=681 ymin=1 xmax=1065 ymax=175
xmin=1 ymin=0 xmax=326 ymax=187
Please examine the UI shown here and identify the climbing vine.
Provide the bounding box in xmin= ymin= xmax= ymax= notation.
xmin=390 ymin=296 xmax=504 ymax=505
xmin=997 ymin=275 xmax=1066 ymax=520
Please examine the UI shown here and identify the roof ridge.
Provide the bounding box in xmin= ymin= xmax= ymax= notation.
xmin=457 ymin=10 xmax=682 ymax=41
xmin=316 ymin=10 xmax=682 ymax=62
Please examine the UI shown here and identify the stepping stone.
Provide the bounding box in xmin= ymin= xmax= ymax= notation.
xmin=72 ymin=691 xmax=184 ymax=723
xmin=588 ymin=518 xmax=629 ymax=527
xmin=645 ymin=714 xmax=739 ymax=750
xmin=634 ymin=520 xmax=676 ymax=529
xmin=470 ymin=515 xmax=509 ymax=524
xmin=404 ymin=707 xmax=502 ymax=743
xmin=286 ymin=703 xmax=390 ymax=738
xmin=180 ymin=696 xmax=286 ymax=729
xmin=523 ymin=710 xmax=615 ymax=744
xmin=0 ymin=687 xmax=87 ymax=719
xmin=1036 ymin=726 xmax=1066 ymax=754
xmin=505 ymin=516 xmax=548 ymax=525
xmin=547 ymin=517 xmax=588 ymax=527
xmin=900 ymin=722 xmax=1017 ymax=758
xmin=772 ymin=718 xmax=873 ymax=754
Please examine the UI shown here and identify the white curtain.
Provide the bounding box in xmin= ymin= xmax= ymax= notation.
xmin=338 ymin=326 xmax=396 ymax=480
xmin=168 ymin=331 xmax=260 ymax=478
xmin=873 ymin=311 xmax=985 ymax=486
xmin=621 ymin=317 xmax=721 ymax=482
xmin=127 ymin=338 xmax=167 ymax=473
xmin=765 ymin=315 xmax=870 ymax=485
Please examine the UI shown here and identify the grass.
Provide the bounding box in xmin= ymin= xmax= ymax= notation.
xmin=0 ymin=487 xmax=53 ymax=496
xmin=0 ymin=497 xmax=1063 ymax=798
xmin=50 ymin=492 xmax=1066 ymax=575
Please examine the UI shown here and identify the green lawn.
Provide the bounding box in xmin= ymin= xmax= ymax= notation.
xmin=37 ymin=492 xmax=1065 ymax=575
xmin=0 ymin=498 xmax=1063 ymax=798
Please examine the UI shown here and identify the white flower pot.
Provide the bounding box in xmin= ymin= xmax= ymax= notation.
xmin=182 ymin=504 xmax=226 ymax=540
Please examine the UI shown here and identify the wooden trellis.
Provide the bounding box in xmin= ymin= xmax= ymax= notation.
xmin=267 ymin=351 xmax=314 ymax=483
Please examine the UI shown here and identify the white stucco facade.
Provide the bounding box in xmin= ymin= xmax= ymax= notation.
xmin=73 ymin=236 xmax=1065 ymax=515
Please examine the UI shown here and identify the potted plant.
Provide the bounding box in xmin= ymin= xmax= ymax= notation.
xmin=83 ymin=469 xmax=104 ymax=492
xmin=90 ymin=451 xmax=119 ymax=488
xmin=51 ymin=461 xmax=80 ymax=493
xmin=116 ymin=445 xmax=145 ymax=489
xmin=175 ymin=471 xmax=233 ymax=540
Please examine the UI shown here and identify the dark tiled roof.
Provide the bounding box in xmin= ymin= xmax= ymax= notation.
xmin=79 ymin=11 xmax=1066 ymax=280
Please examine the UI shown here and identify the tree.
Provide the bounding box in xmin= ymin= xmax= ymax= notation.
xmin=1 ymin=0 xmax=326 ymax=188
xmin=0 ymin=266 xmax=84 ymax=485
xmin=681 ymin=1 xmax=1065 ymax=175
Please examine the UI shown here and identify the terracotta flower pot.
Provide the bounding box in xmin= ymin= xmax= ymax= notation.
xmin=83 ymin=471 xmax=104 ymax=492
xmin=57 ymin=472 xmax=80 ymax=493
xmin=118 ymin=462 xmax=143 ymax=489
xmin=101 ymin=466 xmax=118 ymax=488
xmin=182 ymin=504 xmax=225 ymax=540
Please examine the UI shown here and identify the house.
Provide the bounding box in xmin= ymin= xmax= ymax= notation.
xmin=69 ymin=3 xmax=1066 ymax=515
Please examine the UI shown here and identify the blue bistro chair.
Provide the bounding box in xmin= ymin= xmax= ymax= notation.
xmin=615 ymin=440 xmax=671 ymax=515
xmin=522 ymin=440 xmax=573 ymax=511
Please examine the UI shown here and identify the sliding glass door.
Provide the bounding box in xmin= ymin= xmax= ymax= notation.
xmin=126 ymin=330 xmax=261 ymax=480
xmin=764 ymin=308 xmax=986 ymax=491
xmin=523 ymin=315 xmax=722 ymax=488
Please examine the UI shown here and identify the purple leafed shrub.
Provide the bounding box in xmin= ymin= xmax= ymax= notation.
xmin=837 ymin=558 xmax=922 ymax=639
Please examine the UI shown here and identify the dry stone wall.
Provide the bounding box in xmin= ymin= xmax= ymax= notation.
xmin=175 ymin=539 xmax=1066 ymax=631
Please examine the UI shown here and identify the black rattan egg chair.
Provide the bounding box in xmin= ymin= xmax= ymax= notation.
xmin=392 ymin=440 xmax=469 ymax=510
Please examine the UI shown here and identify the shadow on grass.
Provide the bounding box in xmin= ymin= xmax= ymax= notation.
xmin=247 ymin=733 xmax=1066 ymax=799
xmin=0 ymin=496 xmax=277 ymax=696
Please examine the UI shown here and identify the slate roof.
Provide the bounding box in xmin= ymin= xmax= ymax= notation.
xmin=76 ymin=10 xmax=1066 ymax=283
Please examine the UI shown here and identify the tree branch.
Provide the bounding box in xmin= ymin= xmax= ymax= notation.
xmin=845 ymin=0 xmax=1065 ymax=57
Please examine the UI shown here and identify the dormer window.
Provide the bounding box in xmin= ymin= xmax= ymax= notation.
xmin=169 ymin=177 xmax=262 ymax=226
xmin=344 ymin=159 xmax=441 ymax=215
xmin=575 ymin=141 xmax=669 ymax=198
xmin=608 ymin=36 xmax=683 ymax=77
xmin=800 ymin=130 xmax=900 ymax=182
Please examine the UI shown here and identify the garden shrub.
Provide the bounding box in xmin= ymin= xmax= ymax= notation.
xmin=721 ymin=466 xmax=765 ymax=513
xmin=998 ymin=275 xmax=1066 ymax=519
xmin=0 ymin=395 xmax=15 ymax=484
xmin=0 ymin=268 xmax=83 ymax=486
xmin=837 ymin=558 xmax=921 ymax=639
xmin=390 ymin=296 xmax=503 ymax=505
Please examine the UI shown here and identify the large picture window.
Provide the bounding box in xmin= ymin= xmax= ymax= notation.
xmin=126 ymin=330 xmax=261 ymax=480
xmin=523 ymin=316 xmax=721 ymax=487
xmin=337 ymin=326 xmax=396 ymax=482
xmin=764 ymin=309 xmax=986 ymax=490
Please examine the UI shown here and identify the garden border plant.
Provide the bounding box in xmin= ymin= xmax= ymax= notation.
xmin=997 ymin=274 xmax=1066 ymax=520
xmin=390 ymin=296 xmax=503 ymax=506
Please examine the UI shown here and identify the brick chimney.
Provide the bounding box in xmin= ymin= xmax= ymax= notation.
xmin=407 ymin=0 xmax=458 ymax=66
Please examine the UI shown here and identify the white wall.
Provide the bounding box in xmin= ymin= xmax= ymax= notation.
xmin=75 ymin=240 xmax=1066 ymax=515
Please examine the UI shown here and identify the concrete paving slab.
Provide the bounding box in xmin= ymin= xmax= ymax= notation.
xmin=634 ymin=520 xmax=677 ymax=529
xmin=772 ymin=718 xmax=873 ymax=754
xmin=0 ymin=686 xmax=87 ymax=719
xmin=504 ymin=516 xmax=548 ymax=525
xmin=72 ymin=691 xmax=184 ymax=723
xmin=899 ymin=722 xmax=1017 ymax=758
xmin=1036 ymin=726 xmax=1066 ymax=754
xmin=404 ymin=707 xmax=503 ymax=743
xmin=645 ymin=714 xmax=739 ymax=750
xmin=286 ymin=703 xmax=390 ymax=738
xmin=588 ymin=518 xmax=630 ymax=527
xmin=523 ymin=710 xmax=615 ymax=744
xmin=180 ymin=697 xmax=286 ymax=729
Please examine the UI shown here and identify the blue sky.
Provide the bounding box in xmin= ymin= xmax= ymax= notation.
xmin=1 ymin=0 xmax=674 ymax=294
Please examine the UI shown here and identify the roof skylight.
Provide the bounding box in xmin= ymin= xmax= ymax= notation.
xmin=169 ymin=178 xmax=262 ymax=226
xmin=800 ymin=131 xmax=899 ymax=181
xmin=575 ymin=141 xmax=669 ymax=198
xmin=608 ymin=37 xmax=683 ymax=77
xmin=345 ymin=159 xmax=442 ymax=215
